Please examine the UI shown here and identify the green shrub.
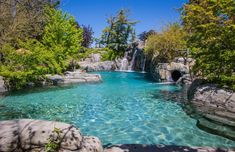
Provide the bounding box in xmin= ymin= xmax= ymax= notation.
xmin=101 ymin=48 xmax=123 ymax=61
xmin=182 ymin=0 xmax=235 ymax=90
xmin=0 ymin=8 xmax=83 ymax=90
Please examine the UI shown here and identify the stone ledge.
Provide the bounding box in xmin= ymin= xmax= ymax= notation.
xmin=45 ymin=70 xmax=102 ymax=86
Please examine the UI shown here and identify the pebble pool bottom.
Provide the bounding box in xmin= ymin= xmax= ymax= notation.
xmin=0 ymin=72 xmax=234 ymax=147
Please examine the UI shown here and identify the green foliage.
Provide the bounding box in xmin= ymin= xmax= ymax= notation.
xmin=0 ymin=40 xmax=54 ymax=90
xmin=182 ymin=0 xmax=235 ymax=90
xmin=100 ymin=9 xmax=137 ymax=52
xmin=78 ymin=47 xmax=103 ymax=59
xmin=101 ymin=48 xmax=123 ymax=61
xmin=145 ymin=23 xmax=187 ymax=62
xmin=45 ymin=127 xmax=62 ymax=152
xmin=0 ymin=0 xmax=59 ymax=46
xmin=78 ymin=47 xmax=119 ymax=61
xmin=42 ymin=8 xmax=83 ymax=71
xmin=0 ymin=8 xmax=83 ymax=90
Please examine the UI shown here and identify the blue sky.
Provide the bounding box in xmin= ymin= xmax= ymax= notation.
xmin=60 ymin=0 xmax=187 ymax=38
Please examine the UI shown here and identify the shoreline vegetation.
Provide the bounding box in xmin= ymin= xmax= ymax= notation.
xmin=0 ymin=0 xmax=235 ymax=151
xmin=0 ymin=0 xmax=234 ymax=91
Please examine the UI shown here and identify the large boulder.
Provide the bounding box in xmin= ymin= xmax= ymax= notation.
xmin=187 ymin=80 xmax=235 ymax=140
xmin=0 ymin=119 xmax=103 ymax=152
xmin=79 ymin=61 xmax=116 ymax=72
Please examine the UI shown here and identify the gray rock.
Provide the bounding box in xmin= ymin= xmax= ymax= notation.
xmin=90 ymin=53 xmax=101 ymax=62
xmin=0 ymin=76 xmax=7 ymax=94
xmin=0 ymin=119 xmax=103 ymax=152
xmin=46 ymin=71 xmax=102 ymax=86
xmin=79 ymin=61 xmax=116 ymax=72
xmin=188 ymin=80 xmax=235 ymax=140
xmin=150 ymin=62 xmax=191 ymax=83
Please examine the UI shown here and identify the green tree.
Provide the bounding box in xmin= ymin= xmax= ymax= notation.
xmin=0 ymin=8 xmax=83 ymax=90
xmin=182 ymin=0 xmax=235 ymax=89
xmin=145 ymin=23 xmax=187 ymax=63
xmin=42 ymin=8 xmax=83 ymax=72
xmin=100 ymin=9 xmax=137 ymax=53
xmin=0 ymin=0 xmax=59 ymax=46
xmin=0 ymin=40 xmax=58 ymax=89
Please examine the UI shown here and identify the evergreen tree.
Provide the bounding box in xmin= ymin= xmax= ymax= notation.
xmin=42 ymin=8 xmax=83 ymax=71
xmin=100 ymin=9 xmax=137 ymax=53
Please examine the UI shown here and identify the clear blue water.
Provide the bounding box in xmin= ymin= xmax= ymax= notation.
xmin=0 ymin=72 xmax=234 ymax=147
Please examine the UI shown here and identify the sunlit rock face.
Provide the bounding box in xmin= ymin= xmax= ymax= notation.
xmin=46 ymin=70 xmax=102 ymax=85
xmin=150 ymin=62 xmax=190 ymax=83
xmin=79 ymin=60 xmax=116 ymax=72
xmin=0 ymin=119 xmax=103 ymax=152
xmin=188 ymin=79 xmax=235 ymax=140
xmin=0 ymin=76 xmax=7 ymax=94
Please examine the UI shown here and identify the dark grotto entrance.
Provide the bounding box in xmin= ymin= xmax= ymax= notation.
xmin=171 ymin=70 xmax=182 ymax=82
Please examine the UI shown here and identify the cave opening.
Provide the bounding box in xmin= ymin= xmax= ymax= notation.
xmin=171 ymin=70 xmax=182 ymax=82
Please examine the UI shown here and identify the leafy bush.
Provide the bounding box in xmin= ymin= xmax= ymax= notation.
xmin=0 ymin=8 xmax=83 ymax=90
xmin=78 ymin=47 xmax=120 ymax=61
xmin=145 ymin=23 xmax=187 ymax=63
xmin=0 ymin=40 xmax=56 ymax=89
xmin=101 ymin=48 xmax=123 ymax=61
xmin=182 ymin=0 xmax=235 ymax=90
xmin=42 ymin=8 xmax=83 ymax=71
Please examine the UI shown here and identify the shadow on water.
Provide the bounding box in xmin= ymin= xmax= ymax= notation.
xmin=104 ymin=144 xmax=230 ymax=152
xmin=2 ymin=82 xmax=100 ymax=97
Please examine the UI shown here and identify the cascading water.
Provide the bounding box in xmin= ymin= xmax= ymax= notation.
xmin=119 ymin=52 xmax=129 ymax=71
xmin=128 ymin=49 xmax=138 ymax=71
xmin=141 ymin=57 xmax=146 ymax=72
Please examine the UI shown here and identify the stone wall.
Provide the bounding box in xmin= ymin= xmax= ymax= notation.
xmin=188 ymin=79 xmax=235 ymax=140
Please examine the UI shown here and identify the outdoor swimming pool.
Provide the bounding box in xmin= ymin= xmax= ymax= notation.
xmin=0 ymin=72 xmax=234 ymax=147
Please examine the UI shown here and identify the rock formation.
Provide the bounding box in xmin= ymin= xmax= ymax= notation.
xmin=187 ymin=79 xmax=235 ymax=140
xmin=79 ymin=60 xmax=116 ymax=72
xmin=149 ymin=58 xmax=194 ymax=84
xmin=116 ymin=41 xmax=146 ymax=72
xmin=46 ymin=70 xmax=102 ymax=85
xmin=79 ymin=53 xmax=116 ymax=72
xmin=0 ymin=119 xmax=103 ymax=152
xmin=0 ymin=76 xmax=7 ymax=95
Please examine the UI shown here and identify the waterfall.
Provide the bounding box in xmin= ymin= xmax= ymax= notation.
xmin=119 ymin=52 xmax=129 ymax=71
xmin=141 ymin=57 xmax=146 ymax=72
xmin=128 ymin=49 xmax=138 ymax=71
xmin=120 ymin=58 xmax=129 ymax=71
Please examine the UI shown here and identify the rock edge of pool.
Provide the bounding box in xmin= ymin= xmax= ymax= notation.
xmin=0 ymin=72 xmax=235 ymax=151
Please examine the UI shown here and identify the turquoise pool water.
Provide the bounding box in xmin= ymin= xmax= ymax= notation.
xmin=0 ymin=72 xmax=234 ymax=147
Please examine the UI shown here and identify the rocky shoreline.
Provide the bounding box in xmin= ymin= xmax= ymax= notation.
xmin=187 ymin=79 xmax=235 ymax=141
xmin=0 ymin=70 xmax=102 ymax=95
